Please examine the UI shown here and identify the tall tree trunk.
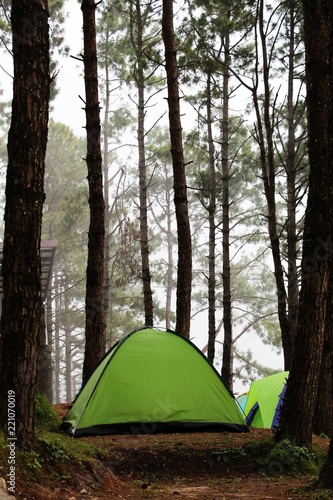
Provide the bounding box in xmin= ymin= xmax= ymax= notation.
xmin=44 ymin=289 xmax=54 ymax=402
xmin=150 ymin=166 xmax=174 ymax=329
xmin=220 ymin=25 xmax=233 ymax=390
xmin=165 ymin=171 xmax=174 ymax=330
xmin=313 ymin=315 xmax=333 ymax=437
xmin=314 ymin=2 xmax=333 ymax=483
xmin=162 ymin=0 xmax=192 ymax=337
xmin=276 ymin=0 xmax=332 ymax=449
xmin=103 ymin=50 xmax=111 ymax=349
xmin=134 ymin=0 xmax=154 ymax=327
xmin=318 ymin=438 xmax=333 ymax=489
xmin=64 ymin=276 xmax=72 ymax=403
xmin=37 ymin=306 xmax=52 ymax=401
xmin=312 ymin=0 xmax=333 ymax=439
xmin=254 ymin=0 xmax=291 ymax=369
xmin=285 ymin=0 xmax=299 ymax=368
xmin=317 ymin=289 xmax=333 ymax=483
xmin=206 ymin=74 xmax=216 ymax=365
xmin=54 ymin=272 xmax=61 ymax=404
xmin=81 ymin=0 xmax=106 ymax=385
xmin=0 ymin=0 xmax=50 ymax=449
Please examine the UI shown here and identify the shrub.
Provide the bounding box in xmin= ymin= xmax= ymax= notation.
xmin=38 ymin=436 xmax=69 ymax=463
xmin=35 ymin=393 xmax=61 ymax=432
xmin=261 ymin=440 xmax=318 ymax=476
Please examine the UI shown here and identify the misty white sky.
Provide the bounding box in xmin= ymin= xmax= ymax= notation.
xmin=51 ymin=0 xmax=85 ymax=135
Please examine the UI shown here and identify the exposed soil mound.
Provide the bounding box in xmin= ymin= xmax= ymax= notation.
xmin=12 ymin=410 xmax=330 ymax=500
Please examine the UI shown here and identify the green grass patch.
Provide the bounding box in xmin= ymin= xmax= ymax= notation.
xmin=16 ymin=431 xmax=98 ymax=484
xmin=249 ymin=439 xmax=325 ymax=477
xmin=35 ymin=393 xmax=62 ymax=432
xmin=211 ymin=438 xmax=326 ymax=479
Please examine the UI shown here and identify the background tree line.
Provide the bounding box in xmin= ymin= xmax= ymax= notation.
xmin=0 ymin=0 xmax=295 ymax=403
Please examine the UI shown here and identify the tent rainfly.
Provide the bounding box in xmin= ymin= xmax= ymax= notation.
xmin=62 ymin=327 xmax=248 ymax=437
xmin=243 ymin=371 xmax=289 ymax=429
xmin=235 ymin=392 xmax=248 ymax=414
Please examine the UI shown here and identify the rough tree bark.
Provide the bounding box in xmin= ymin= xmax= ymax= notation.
xmin=317 ymin=291 xmax=333 ymax=483
xmin=315 ymin=0 xmax=333 ymax=485
xmin=162 ymin=0 xmax=192 ymax=337
xmin=313 ymin=312 xmax=333 ymax=438
xmin=0 ymin=0 xmax=50 ymax=449
xmin=81 ymin=0 xmax=106 ymax=385
xmin=276 ymin=0 xmax=332 ymax=449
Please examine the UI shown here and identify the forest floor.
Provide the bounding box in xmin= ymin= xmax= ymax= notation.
xmin=2 ymin=405 xmax=332 ymax=500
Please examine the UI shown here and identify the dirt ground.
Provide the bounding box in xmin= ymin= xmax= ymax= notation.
xmin=12 ymin=406 xmax=331 ymax=500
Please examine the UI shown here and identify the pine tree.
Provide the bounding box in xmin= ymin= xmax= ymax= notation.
xmin=162 ymin=0 xmax=192 ymax=337
xmin=0 ymin=0 xmax=50 ymax=449
xmin=81 ymin=0 xmax=106 ymax=385
xmin=276 ymin=0 xmax=333 ymax=450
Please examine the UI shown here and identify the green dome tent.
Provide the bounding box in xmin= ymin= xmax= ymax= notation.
xmin=62 ymin=327 xmax=248 ymax=437
xmin=243 ymin=371 xmax=289 ymax=429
